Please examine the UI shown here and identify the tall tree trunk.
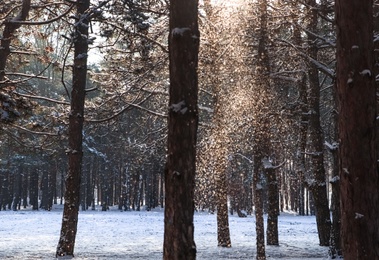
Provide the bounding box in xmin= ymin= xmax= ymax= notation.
xmin=29 ymin=170 xmax=39 ymax=210
xmin=329 ymin=82 xmax=342 ymax=258
xmin=306 ymin=0 xmax=331 ymax=246
xmin=255 ymin=0 xmax=276 ymax=250
xmin=22 ymin=170 xmax=28 ymax=208
xmin=216 ymin=167 xmax=231 ymax=247
xmin=253 ymin=156 xmax=266 ymax=260
xmin=0 ymin=0 xmax=30 ymax=82
xmin=163 ymin=0 xmax=199 ymax=259
xmin=12 ymin=170 xmax=21 ymax=211
xmin=56 ymin=0 xmax=90 ymax=256
xmin=296 ymin=74 xmax=307 ymax=216
xmin=335 ymin=0 xmax=379 ymax=258
xmin=40 ymin=170 xmax=49 ymax=210
xmin=203 ymin=0 xmax=232 ymax=248
xmin=266 ymin=167 xmax=279 ymax=245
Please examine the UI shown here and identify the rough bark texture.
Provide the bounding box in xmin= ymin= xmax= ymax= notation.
xmin=329 ymin=83 xmax=342 ymax=258
xmin=306 ymin=0 xmax=330 ymax=246
xmin=296 ymin=75 xmax=307 ymax=217
xmin=335 ymin=0 xmax=379 ymax=259
xmin=256 ymin=0 xmax=277 ymax=249
xmin=56 ymin=0 xmax=89 ymax=256
xmin=266 ymin=167 xmax=279 ymax=245
xmin=0 ymin=0 xmax=31 ymax=82
xmin=253 ymin=156 xmax=266 ymax=260
xmin=216 ymin=167 xmax=231 ymax=247
xmin=163 ymin=0 xmax=199 ymax=259
xmin=202 ymin=0 xmax=232 ymax=248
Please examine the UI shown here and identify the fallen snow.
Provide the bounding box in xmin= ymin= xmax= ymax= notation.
xmin=0 ymin=205 xmax=329 ymax=259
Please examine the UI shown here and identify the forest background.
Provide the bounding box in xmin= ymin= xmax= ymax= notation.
xmin=0 ymin=0 xmax=377 ymax=259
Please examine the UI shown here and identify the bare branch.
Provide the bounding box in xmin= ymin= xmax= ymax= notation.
xmin=9 ymin=4 xmax=74 ymax=26
xmin=14 ymin=92 xmax=70 ymax=105
xmin=9 ymin=124 xmax=59 ymax=136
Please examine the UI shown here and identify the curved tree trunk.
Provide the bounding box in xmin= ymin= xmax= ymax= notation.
xmin=56 ymin=0 xmax=90 ymax=256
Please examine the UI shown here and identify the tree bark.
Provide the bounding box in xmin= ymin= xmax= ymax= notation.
xmin=296 ymin=75 xmax=307 ymax=216
xmin=163 ymin=0 xmax=199 ymax=259
xmin=216 ymin=168 xmax=231 ymax=247
xmin=335 ymin=0 xmax=379 ymax=258
xmin=56 ymin=0 xmax=90 ymax=256
xmin=266 ymin=167 xmax=279 ymax=245
xmin=253 ymin=156 xmax=266 ymax=260
xmin=306 ymin=0 xmax=331 ymax=246
xmin=329 ymin=83 xmax=342 ymax=258
xmin=0 ymin=0 xmax=31 ymax=82
xmin=202 ymin=0 xmax=232 ymax=248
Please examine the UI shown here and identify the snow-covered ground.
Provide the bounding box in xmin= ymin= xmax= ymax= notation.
xmin=0 ymin=206 xmax=329 ymax=259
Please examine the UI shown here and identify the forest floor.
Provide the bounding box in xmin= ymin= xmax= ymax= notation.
xmin=0 ymin=205 xmax=329 ymax=259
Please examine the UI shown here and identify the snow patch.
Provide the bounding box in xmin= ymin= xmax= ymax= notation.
xmin=360 ymin=69 xmax=371 ymax=77
xmin=330 ymin=176 xmax=340 ymax=183
xmin=324 ymin=141 xmax=338 ymax=151
xmin=170 ymin=100 xmax=187 ymax=114
xmin=355 ymin=213 xmax=364 ymax=219
xmin=0 ymin=206 xmax=329 ymax=259
xmin=172 ymin=27 xmax=191 ymax=36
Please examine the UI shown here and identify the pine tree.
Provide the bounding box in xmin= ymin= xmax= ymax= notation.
xmin=163 ymin=0 xmax=200 ymax=259
xmin=335 ymin=0 xmax=379 ymax=258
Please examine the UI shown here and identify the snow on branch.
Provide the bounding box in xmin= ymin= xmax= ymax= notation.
xmin=275 ymin=37 xmax=335 ymax=79
xmin=324 ymin=141 xmax=338 ymax=151
xmin=262 ymin=157 xmax=285 ymax=170
xmin=302 ymin=54 xmax=335 ymax=78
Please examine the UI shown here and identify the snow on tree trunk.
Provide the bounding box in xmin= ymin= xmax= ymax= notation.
xmin=328 ymin=82 xmax=342 ymax=258
xmin=56 ymin=0 xmax=90 ymax=256
xmin=335 ymin=0 xmax=379 ymax=258
xmin=306 ymin=0 xmax=331 ymax=246
xmin=163 ymin=0 xmax=199 ymax=259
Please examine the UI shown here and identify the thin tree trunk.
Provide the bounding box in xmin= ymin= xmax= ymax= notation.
xmin=163 ymin=0 xmax=199 ymax=258
xmin=328 ymin=82 xmax=342 ymax=258
xmin=12 ymin=170 xmax=21 ymax=211
xmin=335 ymin=0 xmax=379 ymax=258
xmin=216 ymin=168 xmax=231 ymax=247
xmin=29 ymin=170 xmax=39 ymax=210
xmin=266 ymin=167 xmax=279 ymax=245
xmin=329 ymin=147 xmax=341 ymax=257
xmin=253 ymin=157 xmax=266 ymax=260
xmin=56 ymin=0 xmax=90 ymax=256
xmin=22 ymin=170 xmax=28 ymax=208
xmin=296 ymin=74 xmax=307 ymax=217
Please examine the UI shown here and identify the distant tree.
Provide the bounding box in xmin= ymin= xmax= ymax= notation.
xmin=200 ymin=0 xmax=232 ymax=247
xmin=335 ymin=0 xmax=379 ymax=258
xmin=163 ymin=0 xmax=200 ymax=258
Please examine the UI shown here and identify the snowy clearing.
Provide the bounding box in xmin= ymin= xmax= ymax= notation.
xmin=0 ymin=206 xmax=329 ymax=259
